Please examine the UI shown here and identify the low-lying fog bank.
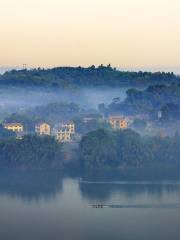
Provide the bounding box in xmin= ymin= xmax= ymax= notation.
xmin=0 ymin=86 xmax=128 ymax=113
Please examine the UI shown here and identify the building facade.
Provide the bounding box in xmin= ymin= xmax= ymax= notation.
xmin=55 ymin=121 xmax=76 ymax=143
xmin=56 ymin=128 xmax=71 ymax=142
xmin=61 ymin=122 xmax=75 ymax=134
xmin=109 ymin=116 xmax=128 ymax=130
xmin=35 ymin=123 xmax=51 ymax=135
xmin=4 ymin=123 xmax=24 ymax=132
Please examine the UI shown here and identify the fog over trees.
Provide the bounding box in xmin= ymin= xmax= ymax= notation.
xmin=0 ymin=66 xmax=180 ymax=173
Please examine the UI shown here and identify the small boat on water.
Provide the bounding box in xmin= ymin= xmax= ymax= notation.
xmin=92 ymin=204 xmax=104 ymax=208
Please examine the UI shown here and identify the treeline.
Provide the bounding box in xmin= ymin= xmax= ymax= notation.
xmin=0 ymin=65 xmax=178 ymax=88
xmin=4 ymin=102 xmax=80 ymax=131
xmin=106 ymin=84 xmax=180 ymax=119
xmin=0 ymin=135 xmax=64 ymax=170
xmin=79 ymin=129 xmax=180 ymax=169
xmin=1 ymin=128 xmax=180 ymax=171
xmin=25 ymin=102 xmax=80 ymax=125
xmin=4 ymin=103 xmax=108 ymax=134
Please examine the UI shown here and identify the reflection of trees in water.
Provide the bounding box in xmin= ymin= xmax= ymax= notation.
xmin=79 ymin=169 xmax=180 ymax=201
xmin=0 ymin=171 xmax=63 ymax=201
xmin=79 ymin=182 xmax=180 ymax=201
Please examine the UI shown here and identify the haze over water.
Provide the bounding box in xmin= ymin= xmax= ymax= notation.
xmin=0 ymin=171 xmax=180 ymax=240
xmin=1 ymin=0 xmax=180 ymax=239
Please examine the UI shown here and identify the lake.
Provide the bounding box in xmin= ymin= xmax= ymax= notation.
xmin=0 ymin=171 xmax=180 ymax=240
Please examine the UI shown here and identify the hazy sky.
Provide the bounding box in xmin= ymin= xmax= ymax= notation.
xmin=1 ymin=0 xmax=180 ymax=69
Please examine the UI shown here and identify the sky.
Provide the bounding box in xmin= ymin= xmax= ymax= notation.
xmin=1 ymin=0 xmax=180 ymax=71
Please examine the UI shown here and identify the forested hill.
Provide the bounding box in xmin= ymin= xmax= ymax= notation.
xmin=0 ymin=65 xmax=179 ymax=88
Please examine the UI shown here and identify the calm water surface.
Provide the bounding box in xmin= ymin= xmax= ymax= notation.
xmin=0 ymin=171 xmax=180 ymax=240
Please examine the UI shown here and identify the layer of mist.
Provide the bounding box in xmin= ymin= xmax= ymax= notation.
xmin=0 ymin=86 xmax=128 ymax=114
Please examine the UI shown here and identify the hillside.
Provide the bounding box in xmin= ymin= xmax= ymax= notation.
xmin=0 ymin=65 xmax=179 ymax=88
xmin=106 ymin=84 xmax=180 ymax=118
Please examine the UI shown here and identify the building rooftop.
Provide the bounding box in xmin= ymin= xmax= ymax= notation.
xmin=109 ymin=116 xmax=126 ymax=120
xmin=35 ymin=122 xmax=50 ymax=127
xmin=4 ymin=123 xmax=23 ymax=127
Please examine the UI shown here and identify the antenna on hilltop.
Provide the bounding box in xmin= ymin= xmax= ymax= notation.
xmin=22 ymin=64 xmax=27 ymax=70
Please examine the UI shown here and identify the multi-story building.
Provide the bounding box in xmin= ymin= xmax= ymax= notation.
xmin=109 ymin=116 xmax=128 ymax=130
xmin=61 ymin=122 xmax=75 ymax=134
xmin=56 ymin=127 xmax=71 ymax=142
xmin=4 ymin=123 xmax=24 ymax=132
xmin=35 ymin=122 xmax=51 ymax=135
xmin=55 ymin=121 xmax=76 ymax=143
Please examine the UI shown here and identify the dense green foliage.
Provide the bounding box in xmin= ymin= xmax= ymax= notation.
xmin=79 ymin=129 xmax=180 ymax=169
xmin=79 ymin=129 xmax=117 ymax=168
xmin=107 ymin=84 xmax=180 ymax=118
xmin=0 ymin=66 xmax=178 ymax=88
xmin=26 ymin=102 xmax=80 ymax=124
xmin=73 ymin=115 xmax=110 ymax=134
xmin=4 ymin=102 xmax=80 ymax=132
xmin=161 ymin=102 xmax=180 ymax=120
xmin=0 ymin=135 xmax=63 ymax=169
xmin=1 ymin=127 xmax=180 ymax=171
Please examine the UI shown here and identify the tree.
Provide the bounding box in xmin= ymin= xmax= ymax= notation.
xmin=161 ymin=103 xmax=180 ymax=120
xmin=0 ymin=135 xmax=63 ymax=169
xmin=133 ymin=119 xmax=147 ymax=129
xmin=80 ymin=129 xmax=117 ymax=168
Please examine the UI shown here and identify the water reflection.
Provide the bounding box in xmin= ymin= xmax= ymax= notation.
xmin=1 ymin=171 xmax=180 ymax=203
xmin=0 ymin=170 xmax=63 ymax=201
xmin=79 ymin=181 xmax=180 ymax=202
xmin=0 ymin=171 xmax=180 ymax=240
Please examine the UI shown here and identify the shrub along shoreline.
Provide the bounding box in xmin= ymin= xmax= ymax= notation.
xmin=0 ymin=128 xmax=180 ymax=176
